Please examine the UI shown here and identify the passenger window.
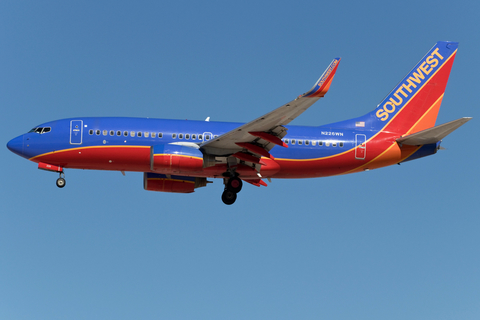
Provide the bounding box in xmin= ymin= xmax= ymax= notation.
xmin=284 ymin=139 xmax=289 ymax=144
xmin=137 ymin=132 xmax=142 ymax=137
xmin=124 ymin=131 xmax=128 ymax=137
xmin=89 ymin=129 xmax=93 ymax=135
xmin=319 ymin=141 xmax=323 ymax=146
xmin=298 ymin=140 xmax=303 ymax=145
xmin=198 ymin=134 xmax=203 ymax=140
xmin=312 ymin=141 xmax=316 ymax=146
xmin=291 ymin=139 xmax=296 ymax=145
xmin=179 ymin=133 xmax=183 ymax=139
xmin=205 ymin=134 xmax=211 ymax=140
xmin=151 ymin=132 xmax=156 ymax=138
xmin=192 ymin=134 xmax=196 ymax=140
xmin=110 ymin=130 xmax=114 ymax=136
xmin=117 ymin=131 xmax=121 ymax=136
xmin=144 ymin=132 xmax=149 ymax=138
xmin=340 ymin=142 xmax=344 ymax=147
xmin=158 ymin=132 xmax=163 ymax=138
xmin=214 ymin=135 xmax=218 ymax=139
xmin=172 ymin=133 xmax=176 ymax=139
xmin=130 ymin=131 xmax=135 ymax=137
xmin=332 ymin=142 xmax=337 ymax=147
xmin=326 ymin=142 xmax=330 ymax=147
xmin=185 ymin=134 xmax=190 ymax=140
xmin=96 ymin=130 xmax=101 ymax=135
xmin=103 ymin=130 xmax=107 ymax=136
xmin=305 ymin=140 xmax=310 ymax=145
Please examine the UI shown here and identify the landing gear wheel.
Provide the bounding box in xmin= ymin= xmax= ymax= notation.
xmin=56 ymin=177 xmax=66 ymax=188
xmin=226 ymin=177 xmax=243 ymax=193
xmin=222 ymin=190 xmax=237 ymax=205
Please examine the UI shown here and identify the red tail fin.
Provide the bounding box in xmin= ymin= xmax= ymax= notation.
xmin=373 ymin=41 xmax=458 ymax=135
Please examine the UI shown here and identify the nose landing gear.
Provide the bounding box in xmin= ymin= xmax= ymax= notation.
xmin=221 ymin=176 xmax=243 ymax=205
xmin=37 ymin=162 xmax=67 ymax=189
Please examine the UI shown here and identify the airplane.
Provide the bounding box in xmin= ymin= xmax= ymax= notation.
xmin=7 ymin=41 xmax=472 ymax=205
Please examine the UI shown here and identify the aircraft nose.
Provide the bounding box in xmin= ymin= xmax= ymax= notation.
xmin=7 ymin=135 xmax=24 ymax=157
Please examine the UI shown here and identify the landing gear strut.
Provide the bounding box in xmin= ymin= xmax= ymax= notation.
xmin=56 ymin=172 xmax=66 ymax=188
xmin=221 ymin=176 xmax=243 ymax=205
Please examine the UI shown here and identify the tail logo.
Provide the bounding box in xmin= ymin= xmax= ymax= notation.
xmin=376 ymin=48 xmax=445 ymax=121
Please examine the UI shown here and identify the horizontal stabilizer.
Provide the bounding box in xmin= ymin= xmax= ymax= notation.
xmin=397 ymin=117 xmax=472 ymax=145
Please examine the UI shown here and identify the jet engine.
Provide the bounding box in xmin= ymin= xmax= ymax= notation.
xmin=150 ymin=144 xmax=204 ymax=174
xmin=143 ymin=172 xmax=208 ymax=193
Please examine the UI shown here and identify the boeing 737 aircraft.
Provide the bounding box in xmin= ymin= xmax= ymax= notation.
xmin=7 ymin=41 xmax=471 ymax=204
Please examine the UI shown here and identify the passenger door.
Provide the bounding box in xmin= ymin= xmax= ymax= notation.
xmin=70 ymin=120 xmax=83 ymax=145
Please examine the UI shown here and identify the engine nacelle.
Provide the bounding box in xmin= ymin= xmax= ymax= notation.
xmin=144 ymin=173 xmax=208 ymax=193
xmin=151 ymin=144 xmax=204 ymax=174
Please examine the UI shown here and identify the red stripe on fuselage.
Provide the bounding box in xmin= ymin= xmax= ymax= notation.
xmin=31 ymin=146 xmax=151 ymax=172
xmin=272 ymin=132 xmax=397 ymax=178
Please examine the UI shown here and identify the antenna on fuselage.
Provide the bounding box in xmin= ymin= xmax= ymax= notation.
xmin=205 ymin=117 xmax=210 ymax=122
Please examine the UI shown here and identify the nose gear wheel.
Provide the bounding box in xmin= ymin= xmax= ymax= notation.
xmin=56 ymin=172 xmax=66 ymax=188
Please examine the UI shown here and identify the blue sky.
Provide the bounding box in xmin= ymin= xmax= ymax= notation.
xmin=1 ymin=1 xmax=479 ymax=319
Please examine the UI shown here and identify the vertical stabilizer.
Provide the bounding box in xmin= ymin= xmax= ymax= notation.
xmin=368 ymin=41 xmax=458 ymax=134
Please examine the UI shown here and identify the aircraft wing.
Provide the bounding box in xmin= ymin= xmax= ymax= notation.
xmin=200 ymin=57 xmax=341 ymax=158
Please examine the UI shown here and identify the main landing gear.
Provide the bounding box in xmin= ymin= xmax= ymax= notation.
xmin=221 ymin=176 xmax=243 ymax=205
xmin=56 ymin=172 xmax=66 ymax=188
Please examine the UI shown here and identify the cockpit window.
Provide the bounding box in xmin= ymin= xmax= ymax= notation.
xmin=29 ymin=127 xmax=51 ymax=134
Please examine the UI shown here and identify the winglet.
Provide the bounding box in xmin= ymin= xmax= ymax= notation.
xmin=304 ymin=57 xmax=341 ymax=98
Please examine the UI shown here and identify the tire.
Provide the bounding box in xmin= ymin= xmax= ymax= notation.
xmin=56 ymin=177 xmax=66 ymax=188
xmin=221 ymin=190 xmax=237 ymax=205
xmin=226 ymin=177 xmax=243 ymax=193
